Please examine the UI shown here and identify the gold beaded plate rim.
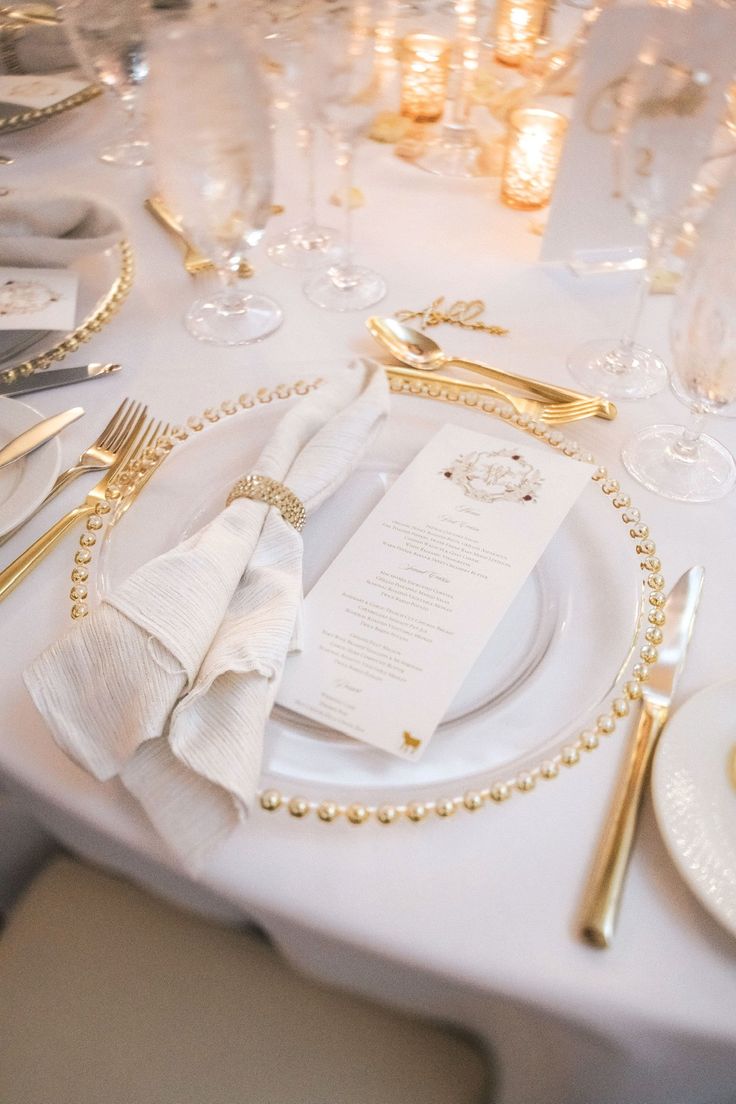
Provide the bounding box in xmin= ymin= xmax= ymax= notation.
xmin=0 ymin=239 xmax=134 ymax=390
xmin=71 ymin=370 xmax=667 ymax=828
xmin=0 ymin=81 xmax=101 ymax=133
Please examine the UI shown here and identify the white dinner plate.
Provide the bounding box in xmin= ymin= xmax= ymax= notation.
xmin=652 ymin=679 xmax=736 ymax=939
xmin=92 ymin=381 xmax=655 ymax=810
xmin=0 ymin=396 xmax=61 ymax=538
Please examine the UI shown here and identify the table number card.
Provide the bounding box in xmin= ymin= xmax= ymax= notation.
xmin=277 ymin=424 xmax=591 ymax=760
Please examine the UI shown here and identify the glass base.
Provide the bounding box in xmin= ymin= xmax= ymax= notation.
xmin=99 ymin=137 xmax=151 ymax=168
xmin=621 ymin=423 xmax=736 ymax=502
xmin=267 ymin=222 xmax=340 ymax=270
xmin=185 ymin=291 xmax=283 ymax=346
xmin=415 ymin=124 xmax=490 ymax=179
xmin=567 ymin=338 xmax=668 ymax=400
xmin=304 ymin=263 xmax=386 ymax=312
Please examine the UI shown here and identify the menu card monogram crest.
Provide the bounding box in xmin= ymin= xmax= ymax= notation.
xmin=442 ymin=447 xmax=543 ymax=505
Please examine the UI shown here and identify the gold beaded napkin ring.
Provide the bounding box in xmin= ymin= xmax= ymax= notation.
xmin=227 ymin=473 xmax=306 ymax=532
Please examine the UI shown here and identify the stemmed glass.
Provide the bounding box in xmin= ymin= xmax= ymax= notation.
xmin=146 ymin=8 xmax=282 ymax=346
xmin=61 ymin=0 xmax=150 ymax=167
xmin=303 ymin=0 xmax=387 ymax=312
xmin=568 ymin=27 xmax=726 ymax=400
xmin=621 ymin=170 xmax=736 ymax=503
xmin=254 ymin=0 xmax=340 ymax=271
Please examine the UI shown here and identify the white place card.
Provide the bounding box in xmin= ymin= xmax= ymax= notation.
xmin=277 ymin=423 xmax=592 ymax=760
xmin=0 ymin=267 xmax=78 ymax=331
xmin=0 ymin=74 xmax=91 ymax=110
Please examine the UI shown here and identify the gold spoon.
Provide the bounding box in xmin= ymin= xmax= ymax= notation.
xmin=366 ymin=316 xmax=616 ymax=420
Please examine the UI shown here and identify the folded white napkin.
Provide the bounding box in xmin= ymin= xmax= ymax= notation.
xmin=0 ymin=190 xmax=124 ymax=267
xmin=25 ymin=362 xmax=390 ymax=866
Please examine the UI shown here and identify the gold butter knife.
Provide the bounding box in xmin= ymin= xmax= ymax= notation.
xmin=579 ymin=566 xmax=705 ymax=948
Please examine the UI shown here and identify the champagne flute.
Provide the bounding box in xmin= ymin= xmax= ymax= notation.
xmin=254 ymin=0 xmax=340 ymax=270
xmin=621 ymin=168 xmax=736 ymax=503
xmin=303 ymin=0 xmax=387 ymax=312
xmin=146 ymin=9 xmax=282 ymax=346
xmin=568 ymin=16 xmax=729 ymax=400
xmin=61 ymin=0 xmax=150 ymax=168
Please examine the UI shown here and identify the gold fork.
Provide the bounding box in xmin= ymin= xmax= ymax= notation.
xmin=144 ymin=196 xmax=255 ymax=279
xmin=0 ymin=409 xmax=153 ymax=602
xmin=386 ymin=367 xmax=608 ymax=425
xmin=0 ymin=398 xmax=145 ymax=548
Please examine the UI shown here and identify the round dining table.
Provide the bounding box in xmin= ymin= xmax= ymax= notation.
xmin=1 ymin=87 xmax=736 ymax=1104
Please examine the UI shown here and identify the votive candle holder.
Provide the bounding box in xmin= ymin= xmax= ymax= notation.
xmin=400 ymin=33 xmax=452 ymax=123
xmin=494 ymin=0 xmax=547 ymax=67
xmin=501 ymin=106 xmax=567 ymax=210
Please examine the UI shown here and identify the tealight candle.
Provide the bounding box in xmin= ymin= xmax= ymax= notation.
xmin=501 ymin=107 xmax=567 ymax=209
xmin=494 ymin=0 xmax=547 ymax=67
xmin=400 ymin=33 xmax=451 ymax=123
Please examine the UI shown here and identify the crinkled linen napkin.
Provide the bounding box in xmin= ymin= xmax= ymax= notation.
xmin=0 ymin=190 xmax=124 ymax=267
xmin=25 ymin=361 xmax=390 ymax=867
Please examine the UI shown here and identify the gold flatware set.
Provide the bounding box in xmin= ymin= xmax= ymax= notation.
xmin=0 ymin=401 xmax=167 ymax=602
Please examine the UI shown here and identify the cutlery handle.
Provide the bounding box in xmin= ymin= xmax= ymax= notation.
xmin=385 ymin=366 xmax=516 ymax=409
xmin=449 ymin=357 xmax=616 ymax=419
xmin=145 ymin=198 xmax=202 ymax=259
xmin=579 ymin=701 xmax=668 ymax=948
xmin=0 ymin=503 xmax=92 ymax=601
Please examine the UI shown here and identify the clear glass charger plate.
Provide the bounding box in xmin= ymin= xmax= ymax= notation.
xmin=88 ymin=377 xmax=660 ymax=822
xmin=0 ymin=74 xmax=100 ymax=134
xmin=0 ymin=239 xmax=133 ymax=383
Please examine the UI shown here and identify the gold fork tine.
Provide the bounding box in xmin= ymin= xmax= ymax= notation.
xmin=0 ymin=408 xmax=152 ymax=602
xmin=101 ymin=399 xmax=146 ymax=453
xmin=113 ymin=422 xmax=170 ymax=524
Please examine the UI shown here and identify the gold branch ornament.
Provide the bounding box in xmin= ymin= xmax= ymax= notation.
xmin=395 ymin=297 xmax=508 ymax=336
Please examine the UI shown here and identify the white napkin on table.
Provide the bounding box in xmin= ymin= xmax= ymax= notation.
xmin=0 ymin=190 xmax=124 ymax=267
xmin=24 ymin=362 xmax=390 ymax=866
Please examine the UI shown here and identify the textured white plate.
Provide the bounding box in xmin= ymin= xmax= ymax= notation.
xmin=0 ymin=396 xmax=61 ymax=538
xmin=652 ymin=679 xmax=736 ymax=939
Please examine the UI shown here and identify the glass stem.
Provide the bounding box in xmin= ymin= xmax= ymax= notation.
xmin=621 ymin=225 xmax=664 ymax=352
xmin=671 ymin=404 xmax=706 ymax=462
xmin=299 ymin=123 xmax=317 ymax=227
xmin=217 ymin=266 xmax=247 ymax=314
xmin=120 ymin=92 xmax=141 ymax=145
xmin=336 ymin=138 xmax=354 ymax=273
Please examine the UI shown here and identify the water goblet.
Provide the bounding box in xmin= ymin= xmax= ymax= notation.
xmin=621 ymin=170 xmax=736 ymax=502
xmin=568 ymin=14 xmax=731 ymax=400
xmin=146 ymin=10 xmax=282 ymax=346
xmin=303 ymin=0 xmax=387 ymax=312
xmin=61 ymin=0 xmax=150 ymax=167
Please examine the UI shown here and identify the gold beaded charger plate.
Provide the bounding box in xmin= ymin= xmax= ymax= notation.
xmin=82 ymin=369 xmax=667 ymax=827
xmin=0 ymin=239 xmax=133 ymax=391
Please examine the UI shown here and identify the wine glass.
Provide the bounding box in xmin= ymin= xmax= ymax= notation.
xmin=253 ymin=0 xmax=340 ymax=271
xmin=146 ymin=9 xmax=282 ymax=346
xmin=568 ymin=21 xmax=727 ymax=400
xmin=303 ymin=0 xmax=387 ymax=312
xmin=61 ymin=0 xmax=150 ymax=167
xmin=621 ymin=168 xmax=736 ymax=503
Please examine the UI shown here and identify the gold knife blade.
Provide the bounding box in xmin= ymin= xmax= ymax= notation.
xmin=0 ymin=407 xmax=84 ymax=469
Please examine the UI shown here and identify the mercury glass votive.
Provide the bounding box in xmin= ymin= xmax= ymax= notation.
xmin=501 ymin=107 xmax=567 ymax=210
xmin=494 ymin=0 xmax=547 ymax=67
xmin=400 ymin=33 xmax=451 ymax=123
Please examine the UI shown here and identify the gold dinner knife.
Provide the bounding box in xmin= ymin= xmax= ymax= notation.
xmin=0 ymin=407 xmax=84 ymax=470
xmin=579 ymin=565 xmax=705 ymax=948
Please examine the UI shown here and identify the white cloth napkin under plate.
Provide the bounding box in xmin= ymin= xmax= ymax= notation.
xmin=25 ymin=361 xmax=390 ymax=866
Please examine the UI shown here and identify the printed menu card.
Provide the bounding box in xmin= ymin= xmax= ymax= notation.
xmin=277 ymin=424 xmax=591 ymax=760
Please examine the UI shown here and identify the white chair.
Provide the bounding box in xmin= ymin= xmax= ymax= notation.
xmin=0 ymin=855 xmax=491 ymax=1104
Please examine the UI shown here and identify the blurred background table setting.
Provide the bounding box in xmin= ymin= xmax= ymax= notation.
xmin=0 ymin=1 xmax=736 ymax=1102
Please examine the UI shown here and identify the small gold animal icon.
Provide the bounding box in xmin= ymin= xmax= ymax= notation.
xmin=401 ymin=731 xmax=422 ymax=754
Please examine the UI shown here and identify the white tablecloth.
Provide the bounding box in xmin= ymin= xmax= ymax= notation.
xmin=2 ymin=91 xmax=736 ymax=1104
